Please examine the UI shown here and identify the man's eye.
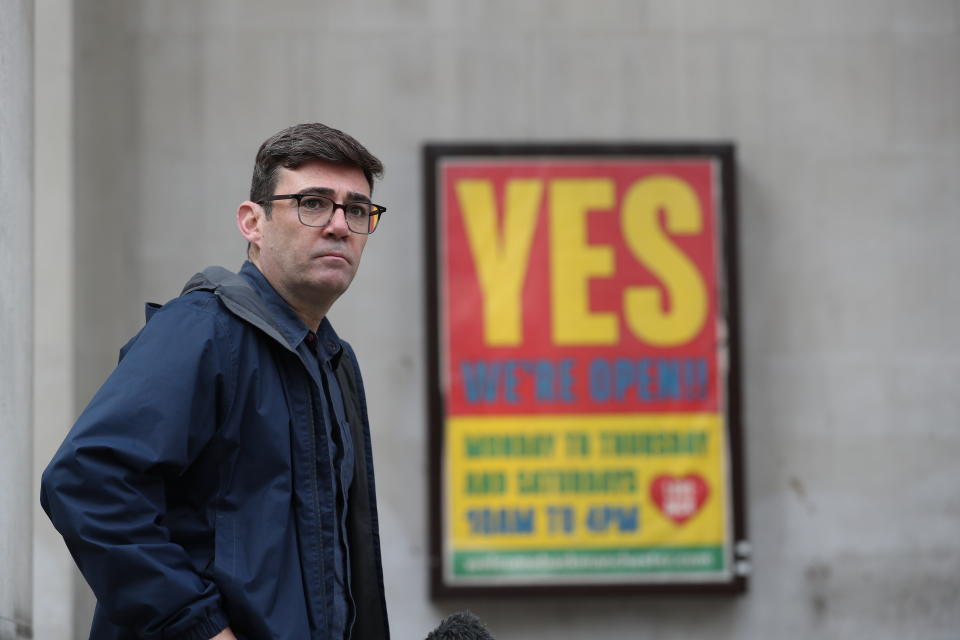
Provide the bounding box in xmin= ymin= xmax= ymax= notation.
xmin=301 ymin=197 xmax=327 ymax=211
xmin=345 ymin=204 xmax=370 ymax=218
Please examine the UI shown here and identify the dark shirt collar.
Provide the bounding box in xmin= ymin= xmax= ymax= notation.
xmin=239 ymin=261 xmax=343 ymax=366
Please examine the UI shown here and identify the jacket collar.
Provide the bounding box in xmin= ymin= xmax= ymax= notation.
xmin=239 ymin=261 xmax=343 ymax=367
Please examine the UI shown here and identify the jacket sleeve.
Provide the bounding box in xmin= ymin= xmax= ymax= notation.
xmin=40 ymin=294 xmax=235 ymax=640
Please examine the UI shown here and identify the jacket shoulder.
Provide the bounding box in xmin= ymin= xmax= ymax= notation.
xmin=180 ymin=265 xmax=292 ymax=350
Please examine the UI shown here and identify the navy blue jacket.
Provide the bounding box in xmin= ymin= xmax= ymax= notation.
xmin=41 ymin=263 xmax=389 ymax=640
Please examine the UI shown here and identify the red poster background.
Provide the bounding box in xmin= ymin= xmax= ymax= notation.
xmin=440 ymin=159 xmax=721 ymax=417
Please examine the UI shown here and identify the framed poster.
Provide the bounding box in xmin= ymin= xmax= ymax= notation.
xmin=424 ymin=143 xmax=747 ymax=596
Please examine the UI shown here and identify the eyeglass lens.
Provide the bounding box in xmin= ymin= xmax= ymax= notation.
xmin=298 ymin=195 xmax=380 ymax=234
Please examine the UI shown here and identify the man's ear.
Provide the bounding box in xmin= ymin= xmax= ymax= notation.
xmin=236 ymin=201 xmax=264 ymax=248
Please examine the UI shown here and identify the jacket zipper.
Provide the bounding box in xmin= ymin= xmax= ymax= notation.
xmin=306 ymin=386 xmax=328 ymax=638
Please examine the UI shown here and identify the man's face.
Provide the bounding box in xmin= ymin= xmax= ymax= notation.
xmin=253 ymin=160 xmax=370 ymax=311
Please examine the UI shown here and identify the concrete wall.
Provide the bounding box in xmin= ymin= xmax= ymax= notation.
xmin=34 ymin=1 xmax=960 ymax=638
xmin=33 ymin=0 xmax=76 ymax=637
xmin=1 ymin=1 xmax=33 ymax=638
xmin=68 ymin=2 xmax=144 ymax=635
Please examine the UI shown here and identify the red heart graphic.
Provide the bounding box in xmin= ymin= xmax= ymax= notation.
xmin=650 ymin=474 xmax=709 ymax=524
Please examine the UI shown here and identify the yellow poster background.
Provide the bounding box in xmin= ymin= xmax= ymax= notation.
xmin=446 ymin=413 xmax=727 ymax=552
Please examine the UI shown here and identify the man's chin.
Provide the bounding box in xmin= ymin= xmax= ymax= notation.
xmin=301 ymin=273 xmax=354 ymax=298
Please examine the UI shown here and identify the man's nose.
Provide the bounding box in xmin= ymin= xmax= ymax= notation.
xmin=322 ymin=206 xmax=351 ymax=238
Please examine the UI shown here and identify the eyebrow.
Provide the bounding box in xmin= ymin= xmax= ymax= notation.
xmin=296 ymin=186 xmax=371 ymax=203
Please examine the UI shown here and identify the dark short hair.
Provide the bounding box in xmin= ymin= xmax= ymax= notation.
xmin=249 ymin=123 xmax=384 ymax=214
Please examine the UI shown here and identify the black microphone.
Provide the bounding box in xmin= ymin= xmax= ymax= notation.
xmin=425 ymin=611 xmax=495 ymax=640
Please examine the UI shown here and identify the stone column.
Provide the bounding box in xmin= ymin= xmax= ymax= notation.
xmin=0 ymin=0 xmax=34 ymax=639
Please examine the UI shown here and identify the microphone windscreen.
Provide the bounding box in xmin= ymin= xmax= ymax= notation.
xmin=425 ymin=611 xmax=495 ymax=640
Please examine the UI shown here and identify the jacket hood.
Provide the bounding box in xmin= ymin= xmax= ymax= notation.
xmin=181 ymin=266 xmax=293 ymax=352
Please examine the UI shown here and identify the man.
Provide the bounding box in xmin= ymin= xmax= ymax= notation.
xmin=41 ymin=123 xmax=390 ymax=640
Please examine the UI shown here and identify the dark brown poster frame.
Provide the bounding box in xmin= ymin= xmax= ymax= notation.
xmin=424 ymin=143 xmax=747 ymax=598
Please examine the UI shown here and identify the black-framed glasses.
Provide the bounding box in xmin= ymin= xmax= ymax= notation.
xmin=258 ymin=193 xmax=386 ymax=235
